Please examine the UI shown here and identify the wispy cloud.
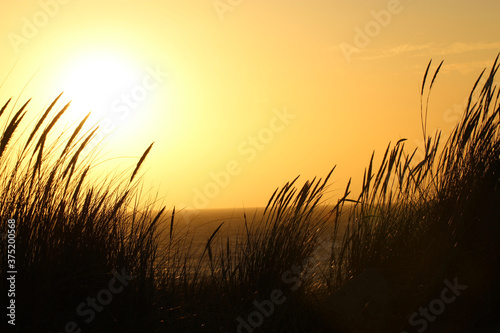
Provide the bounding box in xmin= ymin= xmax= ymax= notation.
xmin=437 ymin=60 xmax=494 ymax=74
xmin=432 ymin=41 xmax=500 ymax=55
xmin=367 ymin=43 xmax=434 ymax=58
xmin=358 ymin=41 xmax=500 ymax=60
xmin=341 ymin=41 xmax=500 ymax=74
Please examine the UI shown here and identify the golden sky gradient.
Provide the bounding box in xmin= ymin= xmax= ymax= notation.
xmin=1 ymin=0 xmax=499 ymax=209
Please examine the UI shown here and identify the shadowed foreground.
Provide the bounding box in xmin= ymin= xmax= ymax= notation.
xmin=1 ymin=56 xmax=499 ymax=332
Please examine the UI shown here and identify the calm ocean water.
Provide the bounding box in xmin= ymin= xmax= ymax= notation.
xmin=159 ymin=207 xmax=267 ymax=254
xmin=154 ymin=206 xmax=347 ymax=269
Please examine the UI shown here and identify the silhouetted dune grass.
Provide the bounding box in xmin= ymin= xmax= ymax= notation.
xmin=1 ymin=55 xmax=499 ymax=332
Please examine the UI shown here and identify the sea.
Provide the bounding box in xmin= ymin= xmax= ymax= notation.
xmin=152 ymin=206 xmax=348 ymax=275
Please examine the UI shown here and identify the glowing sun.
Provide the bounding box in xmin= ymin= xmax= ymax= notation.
xmin=56 ymin=50 xmax=141 ymax=125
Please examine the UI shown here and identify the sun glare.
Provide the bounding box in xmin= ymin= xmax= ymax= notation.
xmin=56 ymin=51 xmax=141 ymax=126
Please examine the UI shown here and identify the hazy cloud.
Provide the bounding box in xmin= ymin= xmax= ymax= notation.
xmin=357 ymin=41 xmax=500 ymax=60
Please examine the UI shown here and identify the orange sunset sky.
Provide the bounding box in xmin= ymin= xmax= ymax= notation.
xmin=1 ymin=0 xmax=499 ymax=209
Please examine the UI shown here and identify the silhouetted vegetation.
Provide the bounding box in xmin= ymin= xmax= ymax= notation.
xmin=1 ymin=55 xmax=499 ymax=332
